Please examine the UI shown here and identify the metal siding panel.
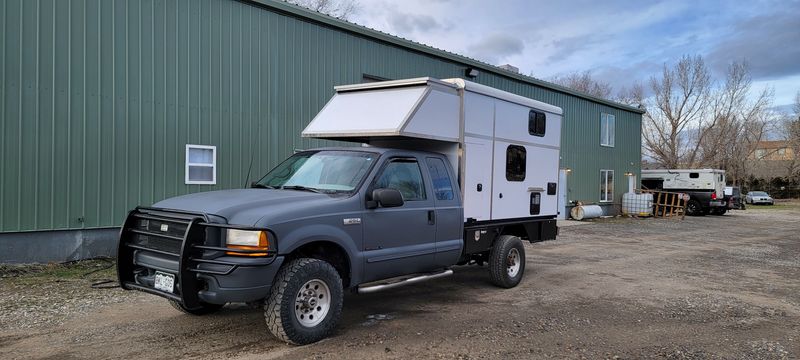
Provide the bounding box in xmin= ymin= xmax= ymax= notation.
xmin=2 ymin=0 xmax=643 ymax=232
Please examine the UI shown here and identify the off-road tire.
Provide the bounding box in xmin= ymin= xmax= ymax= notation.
xmin=168 ymin=300 xmax=224 ymax=315
xmin=685 ymin=200 xmax=703 ymax=216
xmin=264 ymin=258 xmax=343 ymax=345
xmin=488 ymin=235 xmax=526 ymax=288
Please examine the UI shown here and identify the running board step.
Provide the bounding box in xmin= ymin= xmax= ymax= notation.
xmin=357 ymin=269 xmax=453 ymax=294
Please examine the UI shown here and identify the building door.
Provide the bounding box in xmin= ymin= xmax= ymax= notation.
xmin=627 ymin=174 xmax=637 ymax=193
xmin=557 ymin=169 xmax=568 ymax=220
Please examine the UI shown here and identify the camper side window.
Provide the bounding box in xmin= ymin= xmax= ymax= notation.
xmin=506 ymin=145 xmax=527 ymax=181
xmin=689 ymin=172 xmax=699 ymax=178
xmin=529 ymin=110 xmax=546 ymax=137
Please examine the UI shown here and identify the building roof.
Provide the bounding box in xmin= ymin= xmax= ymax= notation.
xmin=756 ymin=140 xmax=790 ymax=149
xmin=246 ymin=0 xmax=646 ymax=114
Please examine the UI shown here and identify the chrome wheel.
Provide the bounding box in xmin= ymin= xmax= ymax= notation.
xmin=295 ymin=279 xmax=331 ymax=327
xmin=507 ymin=248 xmax=521 ymax=277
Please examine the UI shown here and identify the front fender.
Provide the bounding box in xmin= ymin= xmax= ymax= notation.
xmin=276 ymin=222 xmax=365 ymax=286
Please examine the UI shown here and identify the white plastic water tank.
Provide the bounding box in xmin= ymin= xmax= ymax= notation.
xmin=622 ymin=192 xmax=653 ymax=216
xmin=570 ymin=204 xmax=603 ymax=220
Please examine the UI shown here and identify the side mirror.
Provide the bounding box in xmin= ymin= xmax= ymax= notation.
xmin=368 ymin=188 xmax=404 ymax=209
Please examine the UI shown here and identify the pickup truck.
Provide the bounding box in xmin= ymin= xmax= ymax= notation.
xmin=641 ymin=169 xmax=728 ymax=215
xmin=117 ymin=78 xmax=560 ymax=344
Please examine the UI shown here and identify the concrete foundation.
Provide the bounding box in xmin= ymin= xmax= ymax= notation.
xmin=0 ymin=228 xmax=120 ymax=264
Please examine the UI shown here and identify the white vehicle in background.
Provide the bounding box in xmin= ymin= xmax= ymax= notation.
xmin=745 ymin=191 xmax=774 ymax=205
xmin=641 ymin=169 xmax=727 ymax=216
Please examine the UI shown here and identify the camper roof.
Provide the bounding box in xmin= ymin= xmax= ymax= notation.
xmin=301 ymin=77 xmax=562 ymax=142
xmin=642 ymin=169 xmax=725 ymax=174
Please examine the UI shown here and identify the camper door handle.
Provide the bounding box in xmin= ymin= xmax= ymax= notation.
xmin=477 ymin=183 xmax=482 ymax=192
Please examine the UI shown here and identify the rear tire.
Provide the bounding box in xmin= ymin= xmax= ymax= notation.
xmin=168 ymin=300 xmax=224 ymax=315
xmin=686 ymin=200 xmax=703 ymax=216
xmin=264 ymin=258 xmax=343 ymax=345
xmin=488 ymin=235 xmax=526 ymax=288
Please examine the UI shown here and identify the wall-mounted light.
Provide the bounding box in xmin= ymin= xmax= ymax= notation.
xmin=465 ymin=68 xmax=479 ymax=78
xmin=624 ymin=172 xmax=634 ymax=176
xmin=562 ymin=168 xmax=572 ymax=173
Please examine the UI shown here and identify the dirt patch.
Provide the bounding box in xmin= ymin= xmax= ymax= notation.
xmin=1 ymin=202 xmax=799 ymax=359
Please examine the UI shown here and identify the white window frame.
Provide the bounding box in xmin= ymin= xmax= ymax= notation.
xmin=600 ymin=169 xmax=614 ymax=202
xmin=185 ymin=144 xmax=217 ymax=185
xmin=600 ymin=113 xmax=615 ymax=147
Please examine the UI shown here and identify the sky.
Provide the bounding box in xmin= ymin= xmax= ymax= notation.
xmin=349 ymin=0 xmax=800 ymax=109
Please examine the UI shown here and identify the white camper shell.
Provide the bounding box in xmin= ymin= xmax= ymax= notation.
xmin=302 ymin=77 xmax=563 ymax=222
xmin=641 ymin=169 xmax=726 ymax=197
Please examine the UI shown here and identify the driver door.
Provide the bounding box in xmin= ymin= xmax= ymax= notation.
xmin=362 ymin=157 xmax=438 ymax=282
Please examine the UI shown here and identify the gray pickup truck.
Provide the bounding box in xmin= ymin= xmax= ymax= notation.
xmin=118 ymin=77 xmax=561 ymax=344
xmin=118 ymin=147 xmax=556 ymax=344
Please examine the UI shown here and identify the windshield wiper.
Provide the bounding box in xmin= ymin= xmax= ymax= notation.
xmin=281 ymin=185 xmax=323 ymax=193
xmin=251 ymin=183 xmax=277 ymax=189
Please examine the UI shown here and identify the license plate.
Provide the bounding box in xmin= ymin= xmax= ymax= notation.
xmin=154 ymin=272 xmax=175 ymax=293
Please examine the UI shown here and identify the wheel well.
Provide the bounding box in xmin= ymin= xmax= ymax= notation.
xmin=287 ymin=241 xmax=351 ymax=288
xmin=500 ymin=224 xmax=528 ymax=240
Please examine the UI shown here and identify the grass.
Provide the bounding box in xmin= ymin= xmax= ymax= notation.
xmin=746 ymin=200 xmax=800 ymax=211
xmin=0 ymin=259 xmax=117 ymax=286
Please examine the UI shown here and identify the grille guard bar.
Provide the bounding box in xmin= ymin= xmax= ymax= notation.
xmin=117 ymin=206 xmax=277 ymax=310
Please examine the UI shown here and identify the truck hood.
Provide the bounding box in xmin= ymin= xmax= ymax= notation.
xmin=152 ymin=189 xmax=344 ymax=225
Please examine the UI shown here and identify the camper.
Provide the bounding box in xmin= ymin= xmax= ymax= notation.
xmin=641 ymin=169 xmax=727 ymax=215
xmin=116 ymin=78 xmax=562 ymax=344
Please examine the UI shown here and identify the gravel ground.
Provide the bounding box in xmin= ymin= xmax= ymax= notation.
xmin=1 ymin=202 xmax=798 ymax=359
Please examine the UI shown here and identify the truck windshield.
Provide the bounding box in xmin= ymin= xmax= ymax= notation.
xmin=255 ymin=151 xmax=376 ymax=193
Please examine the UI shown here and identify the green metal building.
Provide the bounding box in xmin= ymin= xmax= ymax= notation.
xmin=0 ymin=0 xmax=643 ymax=262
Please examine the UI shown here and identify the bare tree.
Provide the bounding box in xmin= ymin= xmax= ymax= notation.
xmin=286 ymin=0 xmax=358 ymax=19
xmin=641 ymin=55 xmax=713 ymax=168
xmin=615 ymin=82 xmax=645 ymax=108
xmin=549 ymin=71 xmax=613 ymax=99
xmin=783 ymin=91 xmax=800 ymax=179
xmin=697 ymin=61 xmax=773 ymax=185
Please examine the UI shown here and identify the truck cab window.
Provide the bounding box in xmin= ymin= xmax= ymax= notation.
xmin=529 ymin=110 xmax=546 ymax=137
xmin=374 ymin=160 xmax=426 ymax=201
xmin=426 ymin=158 xmax=454 ymax=201
xmin=506 ymin=145 xmax=526 ymax=181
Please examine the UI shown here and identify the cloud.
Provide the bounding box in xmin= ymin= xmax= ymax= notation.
xmin=707 ymin=7 xmax=800 ymax=80
xmin=386 ymin=12 xmax=444 ymax=34
xmin=467 ymin=34 xmax=525 ymax=64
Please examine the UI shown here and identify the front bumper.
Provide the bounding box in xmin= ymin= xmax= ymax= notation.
xmin=117 ymin=207 xmax=281 ymax=308
xmin=751 ymin=199 xmax=774 ymax=204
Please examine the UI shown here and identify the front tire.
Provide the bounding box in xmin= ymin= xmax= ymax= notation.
xmin=264 ymin=258 xmax=343 ymax=345
xmin=488 ymin=235 xmax=526 ymax=288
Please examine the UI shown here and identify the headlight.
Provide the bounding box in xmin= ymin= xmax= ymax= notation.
xmin=226 ymin=229 xmax=269 ymax=256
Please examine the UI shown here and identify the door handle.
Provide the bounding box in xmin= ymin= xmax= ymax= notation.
xmin=427 ymin=210 xmax=435 ymax=225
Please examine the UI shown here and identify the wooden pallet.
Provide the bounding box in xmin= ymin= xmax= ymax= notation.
xmin=640 ymin=190 xmax=687 ymax=219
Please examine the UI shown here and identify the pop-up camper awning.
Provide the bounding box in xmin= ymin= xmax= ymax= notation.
xmin=301 ymin=77 xmax=461 ymax=143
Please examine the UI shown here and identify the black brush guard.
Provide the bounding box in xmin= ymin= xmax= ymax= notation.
xmin=117 ymin=207 xmax=277 ymax=310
